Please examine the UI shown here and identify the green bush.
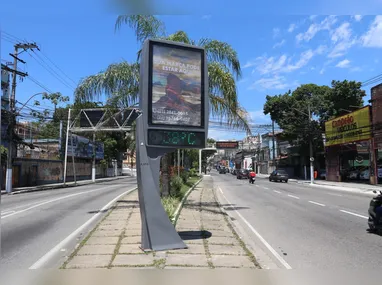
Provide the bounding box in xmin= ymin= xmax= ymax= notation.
xmin=170 ymin=176 xmax=183 ymax=196
xmin=181 ymin=171 xmax=189 ymax=184
xmin=189 ymin=168 xmax=197 ymax=177
xmin=161 ymin=196 xmax=179 ymax=220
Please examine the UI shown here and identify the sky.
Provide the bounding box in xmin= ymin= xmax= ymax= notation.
xmin=1 ymin=1 xmax=382 ymax=141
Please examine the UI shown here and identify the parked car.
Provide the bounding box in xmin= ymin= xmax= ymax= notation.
xmin=236 ymin=169 xmax=249 ymax=179
xmin=269 ymin=169 xmax=289 ymax=183
xmin=319 ymin=169 xmax=326 ymax=180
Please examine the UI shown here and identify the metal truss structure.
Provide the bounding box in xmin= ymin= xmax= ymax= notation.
xmin=69 ymin=108 xmax=141 ymax=133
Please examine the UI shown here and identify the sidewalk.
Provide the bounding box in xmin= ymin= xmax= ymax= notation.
xmin=256 ymin=173 xmax=380 ymax=195
xmin=62 ymin=180 xmax=260 ymax=269
xmin=1 ymin=176 xmax=128 ymax=195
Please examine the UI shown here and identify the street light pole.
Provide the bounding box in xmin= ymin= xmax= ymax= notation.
xmin=307 ymin=103 xmax=314 ymax=185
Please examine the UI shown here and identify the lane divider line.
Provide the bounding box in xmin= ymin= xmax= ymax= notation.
xmin=29 ymin=187 xmax=137 ymax=269
xmin=340 ymin=210 xmax=368 ymax=219
xmin=218 ymin=187 xmax=292 ymax=270
xmin=273 ymin=190 xmax=281 ymax=194
xmin=1 ymin=211 xmax=15 ymax=216
xmin=264 ymin=187 xmax=269 ymax=190
xmin=1 ymin=185 xmax=122 ymax=220
xmin=308 ymin=201 xmax=325 ymax=207
xmin=287 ymin=194 xmax=300 ymax=199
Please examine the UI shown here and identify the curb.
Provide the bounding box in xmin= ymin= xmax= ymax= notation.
xmin=1 ymin=176 xmax=128 ymax=196
xmin=171 ymin=177 xmax=203 ymax=225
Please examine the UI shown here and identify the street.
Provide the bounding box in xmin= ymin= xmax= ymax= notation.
xmin=212 ymin=171 xmax=382 ymax=269
xmin=0 ymin=177 xmax=137 ymax=270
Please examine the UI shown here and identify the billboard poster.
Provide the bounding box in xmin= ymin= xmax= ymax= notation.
xmin=150 ymin=44 xmax=203 ymax=127
xmin=325 ymin=106 xmax=371 ymax=147
xmin=65 ymin=134 xmax=104 ymax=159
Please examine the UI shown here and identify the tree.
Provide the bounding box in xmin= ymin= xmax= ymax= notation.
xmin=75 ymin=15 xmax=251 ymax=196
xmin=263 ymin=80 xmax=366 ymax=165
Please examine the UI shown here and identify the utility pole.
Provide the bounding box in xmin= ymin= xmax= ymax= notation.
xmin=6 ymin=42 xmax=38 ymax=193
xmin=307 ymin=102 xmax=314 ymax=185
xmin=272 ymin=120 xmax=276 ymax=171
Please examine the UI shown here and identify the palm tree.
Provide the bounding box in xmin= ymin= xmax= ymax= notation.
xmin=75 ymin=15 xmax=252 ymax=195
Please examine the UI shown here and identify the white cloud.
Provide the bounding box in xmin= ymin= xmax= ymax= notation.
xmin=361 ymin=15 xmax=382 ymax=48
xmin=310 ymin=15 xmax=318 ymax=21
xmin=319 ymin=68 xmax=325 ymax=74
xmin=249 ymin=75 xmax=298 ymax=90
xmin=296 ymin=15 xmax=337 ymax=43
xmin=336 ymin=59 xmax=350 ymax=68
xmin=328 ymin=22 xmax=356 ymax=58
xmin=353 ymin=15 xmax=362 ymax=22
xmin=253 ymin=45 xmax=326 ymax=75
xmin=273 ymin=28 xmax=280 ymax=38
xmin=273 ymin=39 xmax=286 ymax=48
xmin=249 ymin=110 xmax=272 ymax=123
xmin=288 ymin=23 xmax=297 ymax=33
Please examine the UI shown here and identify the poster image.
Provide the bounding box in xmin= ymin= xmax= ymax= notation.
xmin=151 ymin=44 xmax=203 ymax=127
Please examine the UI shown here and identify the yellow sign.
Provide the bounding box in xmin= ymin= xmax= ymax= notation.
xmin=325 ymin=106 xmax=371 ymax=147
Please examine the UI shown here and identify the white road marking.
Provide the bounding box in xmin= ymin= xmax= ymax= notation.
xmin=1 ymin=185 xmax=121 ymax=220
xmin=340 ymin=210 xmax=368 ymax=219
xmin=308 ymin=201 xmax=325 ymax=207
xmin=256 ymin=185 xmax=260 ymax=188
xmin=29 ymin=187 xmax=137 ymax=269
xmin=264 ymin=187 xmax=269 ymax=190
xmin=273 ymin=190 xmax=281 ymax=194
xmin=287 ymin=194 xmax=300 ymax=200
xmin=1 ymin=211 xmax=15 ymax=216
xmin=218 ymin=187 xmax=292 ymax=270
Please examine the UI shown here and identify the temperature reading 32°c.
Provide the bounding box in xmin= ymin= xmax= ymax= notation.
xmin=148 ymin=130 xmax=205 ymax=148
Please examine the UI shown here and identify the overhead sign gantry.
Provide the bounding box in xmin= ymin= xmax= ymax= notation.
xmin=136 ymin=39 xmax=208 ymax=251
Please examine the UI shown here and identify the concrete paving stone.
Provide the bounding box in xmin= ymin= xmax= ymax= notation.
xmin=167 ymin=244 xmax=206 ymax=254
xmin=210 ymin=255 xmax=255 ymax=268
xmin=126 ymin=224 xmax=141 ymax=230
xmin=86 ymin=237 xmax=120 ymax=245
xmin=121 ymin=236 xmax=141 ymax=244
xmin=206 ymin=236 xmax=238 ymax=245
xmin=92 ymin=230 xmax=123 ymax=237
xmin=203 ymin=224 xmax=231 ymax=232
xmin=166 ymin=254 xmax=208 ymax=267
xmin=101 ymin=221 xmax=127 ymax=227
xmin=208 ymin=244 xmax=246 ymax=255
xmin=119 ymin=244 xmax=145 ymax=254
xmin=164 ymin=266 xmax=209 ymax=269
xmin=208 ymin=230 xmax=235 ymax=237
xmin=66 ymin=255 xmax=112 ymax=269
xmin=97 ymin=225 xmax=126 ymax=231
xmin=112 ymin=254 xmax=154 ymax=266
xmin=77 ymin=245 xmax=116 ymax=255
xmin=183 ymin=238 xmax=205 ymax=245
xmin=124 ymin=229 xmax=141 ymax=236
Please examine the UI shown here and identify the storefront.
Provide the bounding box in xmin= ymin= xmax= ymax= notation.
xmin=325 ymin=106 xmax=374 ymax=183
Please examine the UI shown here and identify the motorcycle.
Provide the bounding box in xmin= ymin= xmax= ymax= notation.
xmin=249 ymin=177 xmax=255 ymax=184
xmin=368 ymin=190 xmax=382 ymax=232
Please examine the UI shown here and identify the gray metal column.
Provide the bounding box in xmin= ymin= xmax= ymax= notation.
xmin=135 ymin=115 xmax=187 ymax=251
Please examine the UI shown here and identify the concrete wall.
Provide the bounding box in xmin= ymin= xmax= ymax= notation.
xmin=9 ymin=158 xmax=121 ymax=188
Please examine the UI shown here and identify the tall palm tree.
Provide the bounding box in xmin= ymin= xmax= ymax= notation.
xmin=75 ymin=15 xmax=252 ymax=195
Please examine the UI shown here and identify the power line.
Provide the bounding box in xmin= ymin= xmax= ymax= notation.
xmin=27 ymin=75 xmax=53 ymax=93
xmin=27 ymin=50 xmax=75 ymax=90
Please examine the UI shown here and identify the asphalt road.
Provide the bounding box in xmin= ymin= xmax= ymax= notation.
xmin=0 ymin=177 xmax=137 ymax=270
xmin=212 ymin=171 xmax=382 ymax=269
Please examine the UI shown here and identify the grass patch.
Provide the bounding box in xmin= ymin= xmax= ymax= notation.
xmin=161 ymin=176 xmax=200 ymax=221
xmin=153 ymin=258 xmax=166 ymax=269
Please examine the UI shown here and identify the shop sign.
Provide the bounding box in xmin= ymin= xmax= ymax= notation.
xmin=325 ymin=106 xmax=371 ymax=147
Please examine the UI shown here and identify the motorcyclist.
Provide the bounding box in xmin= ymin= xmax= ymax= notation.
xmin=249 ymin=170 xmax=256 ymax=182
